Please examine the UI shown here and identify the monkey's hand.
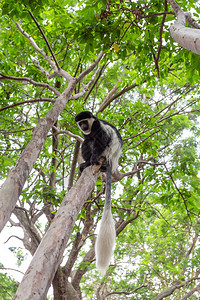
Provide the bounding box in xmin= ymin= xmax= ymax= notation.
xmin=80 ymin=162 xmax=91 ymax=172
xmin=90 ymin=155 xmax=100 ymax=166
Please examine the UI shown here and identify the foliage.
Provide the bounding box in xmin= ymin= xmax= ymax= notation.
xmin=1 ymin=0 xmax=200 ymax=299
xmin=0 ymin=264 xmax=18 ymax=299
xmin=8 ymin=247 xmax=28 ymax=267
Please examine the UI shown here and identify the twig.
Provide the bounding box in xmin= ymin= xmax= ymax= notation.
xmin=0 ymin=267 xmax=24 ymax=275
xmin=68 ymin=140 xmax=80 ymax=190
xmin=98 ymin=83 xmax=119 ymax=112
xmin=130 ymin=130 xmax=160 ymax=148
xmin=4 ymin=235 xmax=23 ymax=244
xmin=180 ymin=283 xmax=200 ymax=300
xmin=83 ymin=63 xmax=106 ymax=104
xmin=28 ymin=10 xmax=60 ymax=70
xmin=0 ymin=98 xmax=55 ymax=112
xmin=52 ymin=127 xmax=83 ymax=143
xmin=70 ymin=67 xmax=100 ymax=100
xmin=16 ymin=22 xmax=56 ymax=70
xmin=154 ymin=0 xmax=168 ymax=76
xmin=76 ymin=51 xmax=104 ymax=82
xmin=164 ymin=163 xmax=192 ymax=224
xmin=106 ymin=284 xmax=147 ymax=297
xmin=0 ymin=74 xmax=60 ymax=96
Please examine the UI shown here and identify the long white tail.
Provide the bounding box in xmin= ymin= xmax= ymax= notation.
xmin=95 ymin=207 xmax=116 ymax=275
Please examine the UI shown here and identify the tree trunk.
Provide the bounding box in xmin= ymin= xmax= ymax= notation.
xmin=13 ymin=167 xmax=98 ymax=300
xmin=0 ymin=82 xmax=76 ymax=232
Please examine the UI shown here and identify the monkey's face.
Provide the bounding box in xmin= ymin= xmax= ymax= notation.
xmin=77 ymin=117 xmax=95 ymax=135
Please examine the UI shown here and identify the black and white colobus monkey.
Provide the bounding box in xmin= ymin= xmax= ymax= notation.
xmin=75 ymin=111 xmax=122 ymax=274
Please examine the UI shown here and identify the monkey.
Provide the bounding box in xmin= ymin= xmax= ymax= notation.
xmin=75 ymin=111 xmax=122 ymax=274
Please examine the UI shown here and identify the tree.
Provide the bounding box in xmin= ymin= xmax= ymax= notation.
xmin=1 ymin=0 xmax=200 ymax=299
xmin=0 ymin=264 xmax=18 ymax=299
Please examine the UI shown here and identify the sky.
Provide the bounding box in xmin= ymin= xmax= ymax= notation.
xmin=0 ymin=214 xmax=54 ymax=298
xmin=0 ymin=214 xmax=31 ymax=283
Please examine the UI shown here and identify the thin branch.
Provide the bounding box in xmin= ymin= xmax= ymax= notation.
xmin=16 ymin=21 xmax=72 ymax=82
xmin=180 ymin=283 xmax=200 ymax=300
xmin=116 ymin=211 xmax=139 ymax=235
xmin=52 ymin=127 xmax=83 ymax=143
xmin=0 ymin=98 xmax=55 ymax=112
xmin=98 ymin=83 xmax=119 ymax=112
xmin=0 ymin=267 xmax=24 ymax=275
xmin=185 ymin=231 xmax=198 ymax=258
xmin=152 ymin=277 xmax=200 ymax=300
xmin=164 ymin=164 xmax=192 ymax=224
xmin=0 ymin=128 xmax=34 ymax=134
xmin=143 ymin=11 xmax=175 ymax=19
xmin=68 ymin=140 xmax=80 ymax=190
xmin=70 ymin=67 xmax=100 ymax=100
xmin=4 ymin=235 xmax=23 ymax=244
xmin=109 ymin=81 xmax=142 ymax=103
xmin=76 ymin=51 xmax=104 ymax=82
xmin=130 ymin=130 xmax=160 ymax=148
xmin=144 ymin=201 xmax=177 ymax=229
xmin=73 ymin=58 xmax=82 ymax=77
xmin=28 ymin=10 xmax=60 ymax=70
xmin=0 ymin=74 xmax=60 ymax=96
xmin=16 ymin=22 xmax=56 ymax=70
xmin=83 ymin=63 xmax=106 ymax=103
xmin=154 ymin=0 xmax=168 ymax=76
xmin=32 ymin=58 xmax=52 ymax=78
xmin=123 ymin=125 xmax=159 ymax=141
xmin=135 ymin=160 xmax=165 ymax=167
xmin=106 ymin=284 xmax=147 ymax=297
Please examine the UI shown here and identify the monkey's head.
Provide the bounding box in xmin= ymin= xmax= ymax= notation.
xmin=75 ymin=111 xmax=96 ymax=135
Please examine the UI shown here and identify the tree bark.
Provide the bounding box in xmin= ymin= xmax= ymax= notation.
xmin=68 ymin=140 xmax=80 ymax=190
xmin=167 ymin=0 xmax=200 ymax=55
xmin=13 ymin=166 xmax=98 ymax=300
xmin=0 ymin=81 xmax=76 ymax=232
xmin=180 ymin=283 xmax=200 ymax=300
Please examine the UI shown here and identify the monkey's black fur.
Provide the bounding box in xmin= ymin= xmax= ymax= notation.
xmin=75 ymin=111 xmax=122 ymax=274
xmin=75 ymin=111 xmax=122 ymax=172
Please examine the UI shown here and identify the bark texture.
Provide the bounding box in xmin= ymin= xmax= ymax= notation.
xmin=170 ymin=17 xmax=200 ymax=55
xmin=13 ymin=166 xmax=98 ymax=300
xmin=0 ymin=81 xmax=76 ymax=232
xmin=168 ymin=0 xmax=200 ymax=55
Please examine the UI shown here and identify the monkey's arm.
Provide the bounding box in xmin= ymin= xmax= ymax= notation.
xmin=91 ymin=132 xmax=111 ymax=164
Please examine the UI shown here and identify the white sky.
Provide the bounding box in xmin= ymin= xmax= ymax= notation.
xmin=0 ymin=215 xmax=31 ymax=282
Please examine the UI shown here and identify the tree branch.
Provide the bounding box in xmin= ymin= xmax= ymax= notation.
xmin=164 ymin=163 xmax=192 ymax=224
xmin=0 ymin=74 xmax=60 ymax=96
xmin=154 ymin=0 xmax=168 ymax=76
xmin=16 ymin=22 xmax=56 ymax=71
xmin=13 ymin=167 xmax=98 ymax=300
xmin=70 ymin=67 xmax=100 ymax=100
xmin=28 ymin=10 xmax=60 ymax=70
xmin=0 ymin=98 xmax=55 ymax=112
xmin=16 ymin=22 xmax=73 ymax=82
xmin=152 ymin=277 xmax=200 ymax=300
xmin=68 ymin=140 xmax=80 ymax=190
xmin=106 ymin=283 xmax=148 ymax=297
xmin=83 ymin=63 xmax=106 ymax=103
xmin=52 ymin=127 xmax=83 ymax=143
xmin=180 ymin=283 xmax=200 ymax=300
xmin=167 ymin=0 xmax=200 ymax=55
xmin=0 ymin=267 xmax=24 ymax=275
xmin=98 ymin=84 xmax=119 ymax=112
xmin=76 ymin=51 xmax=104 ymax=82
